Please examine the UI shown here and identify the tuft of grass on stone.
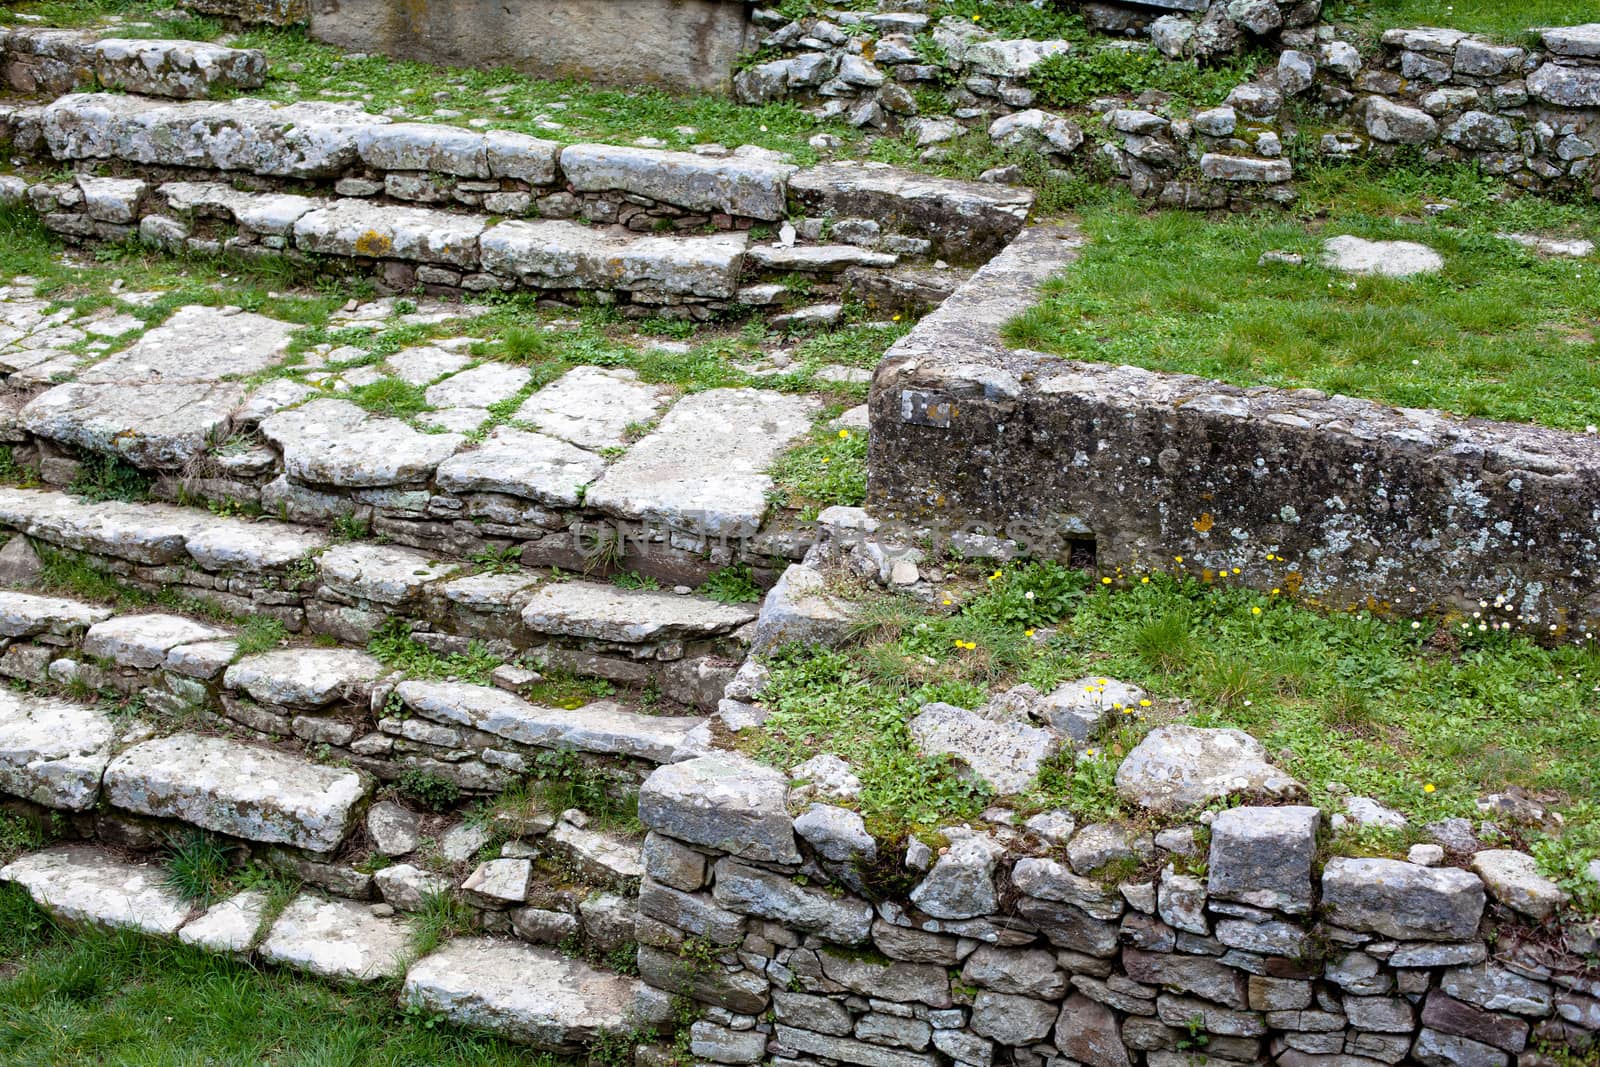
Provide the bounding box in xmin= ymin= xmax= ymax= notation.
xmin=68 ymin=453 xmax=151 ymax=504
xmin=346 ymin=377 xmax=430 ymax=419
xmin=234 ymin=616 xmax=288 ymax=657
xmin=161 ymin=829 xmax=234 ymax=908
xmin=768 ymin=426 xmax=868 ymax=520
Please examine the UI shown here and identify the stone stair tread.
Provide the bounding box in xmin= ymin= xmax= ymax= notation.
xmin=546 ymin=819 xmax=645 ymax=883
xmin=0 ymin=844 xmax=191 ymax=936
xmin=584 ymin=386 xmax=820 ymax=541
xmin=747 ymin=242 xmax=898 ymax=271
xmin=103 ymin=732 xmax=372 ymax=853
xmin=433 ymin=425 xmax=605 ymax=509
xmin=259 ymin=397 xmax=468 ymax=490
xmin=83 ymin=613 xmax=234 ymax=670
xmin=0 ymin=687 xmax=115 ymax=811
xmin=519 ymin=579 xmax=757 ymax=643
xmin=259 ymin=893 xmax=413 ymax=982
xmin=316 ymin=541 xmax=462 ymax=605
xmin=403 ymin=936 xmax=650 ymax=1050
xmin=0 ymin=589 xmax=113 ymax=638
xmin=396 ymin=680 xmax=703 ymax=763
xmin=479 ymin=220 xmax=748 ymax=299
xmin=222 ymin=647 xmax=388 ymax=709
xmin=512 ymin=365 xmax=673 ymax=453
xmin=178 ymin=888 xmax=270 ymax=954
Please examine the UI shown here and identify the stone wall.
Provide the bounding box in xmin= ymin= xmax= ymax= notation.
xmin=630 ymin=750 xmax=1599 ymax=1067
xmin=306 ymin=0 xmax=759 ymax=95
xmin=866 ymin=225 xmax=1600 ymax=638
xmin=0 ymin=29 xmax=267 ymax=99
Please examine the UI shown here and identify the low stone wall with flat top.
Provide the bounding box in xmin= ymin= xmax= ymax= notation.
xmin=866 ymin=225 xmax=1600 ymax=638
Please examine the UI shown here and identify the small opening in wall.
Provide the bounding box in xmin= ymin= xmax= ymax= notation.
xmin=1067 ymin=537 xmax=1097 ymax=572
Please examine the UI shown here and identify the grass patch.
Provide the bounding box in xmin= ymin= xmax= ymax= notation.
xmin=35 ymin=546 xmax=152 ymax=609
xmin=160 ymin=830 xmax=234 ymax=908
xmin=1006 ymin=160 xmax=1600 ymax=430
xmin=367 ymin=619 xmax=501 ymax=685
xmin=1026 ymin=46 xmax=1261 ymax=113
xmin=347 ymin=377 xmax=431 ymax=419
xmin=1324 ymin=0 xmax=1594 ymax=42
xmin=234 ymin=616 xmax=288 ymax=656
xmin=0 ymin=885 xmax=552 ymax=1066
xmin=769 ymin=426 xmax=868 ymax=520
xmin=67 ymin=454 xmax=151 ymax=504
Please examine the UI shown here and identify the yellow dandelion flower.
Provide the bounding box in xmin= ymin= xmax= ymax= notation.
xmin=1138 ymin=699 xmax=1152 ymax=707
xmin=1024 ymin=628 xmax=1035 ymax=637
xmin=1251 ymin=606 xmax=1262 ymax=616
xmin=838 ymin=429 xmax=851 ymax=440
xmin=1101 ymin=577 xmax=1112 ymax=585
xmin=1423 ymin=783 xmax=1436 ymax=793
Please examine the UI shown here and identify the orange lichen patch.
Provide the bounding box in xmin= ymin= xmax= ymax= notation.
xmin=1284 ymin=570 xmax=1304 ymax=595
xmin=354 ymin=229 xmax=393 ymax=256
xmin=1192 ymin=512 xmax=1215 ymax=533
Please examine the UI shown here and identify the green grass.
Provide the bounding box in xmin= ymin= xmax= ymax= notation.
xmin=1006 ymin=160 xmax=1600 ymax=431
xmin=696 ymin=563 xmax=763 ymax=605
xmin=367 ymin=620 xmax=501 ymax=685
xmin=1026 ymin=47 xmax=1262 ymax=113
xmin=1324 ymin=0 xmax=1595 ymax=41
xmin=234 ymin=615 xmax=289 ymax=656
xmin=66 ymin=454 xmax=151 ymax=504
xmin=750 ymin=558 xmax=1600 ymax=881
xmin=769 ymin=425 xmax=868 ymax=520
xmin=160 ymin=830 xmax=234 ymax=908
xmin=0 ymin=884 xmax=558 ymax=1067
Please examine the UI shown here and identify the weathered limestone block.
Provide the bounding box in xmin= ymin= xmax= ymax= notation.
xmin=908 ymin=701 xmax=1060 ymax=795
xmin=261 ymin=399 xmax=465 ymax=487
xmin=513 ymin=366 xmax=672 ymax=452
xmin=103 ymin=733 xmax=371 ymax=852
xmin=294 ymin=198 xmax=485 ymax=268
xmin=223 ymin=648 xmax=387 ymax=708
xmin=1115 ymin=724 xmax=1304 ymax=812
xmin=160 ymin=181 xmax=320 ymax=235
xmin=561 ymin=143 xmax=793 ymax=220
xmin=711 ymin=857 xmax=873 ymax=943
xmin=0 ymin=689 xmax=115 ymax=810
xmin=1322 ymin=857 xmax=1486 ymax=940
xmin=179 ymin=889 xmax=270 ymax=954
xmin=90 ymin=38 xmax=267 ymax=98
xmin=749 ymin=563 xmax=857 ymax=655
xmin=1470 ymin=849 xmax=1567 ymax=920
xmin=1207 ymin=805 xmax=1320 ymax=914
xmin=83 ymin=613 xmax=232 ymax=669
xmin=434 ymin=426 xmax=604 ymax=508
xmin=259 ymin=893 xmax=411 ymax=980
xmin=478 ymin=220 xmax=747 ymax=299
xmin=637 ymin=754 xmax=800 ymax=864
xmin=0 ymin=845 xmax=190 ymax=935
xmin=520 ymin=580 xmax=755 ymax=643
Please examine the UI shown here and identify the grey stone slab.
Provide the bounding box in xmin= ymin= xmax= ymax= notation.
xmin=0 ymin=845 xmax=191 ymax=935
xmin=355 ymin=122 xmax=490 ymax=177
xmin=21 ymin=379 xmax=251 ymax=469
xmin=223 ymin=648 xmax=387 ymax=708
xmin=638 ymin=753 xmax=799 ymax=864
xmin=560 ymin=143 xmax=794 ymax=220
xmin=434 ymin=426 xmax=604 ymax=507
xmin=104 ymin=733 xmax=371 ymax=852
xmin=424 ymin=363 xmax=531 ymax=409
xmin=1543 ymin=23 xmax=1600 ymax=57
xmin=1115 ymin=724 xmax=1304 ymax=812
xmin=1207 ymin=805 xmax=1321 ymax=914
xmin=384 ymin=345 xmax=472 ymax=385
xmin=0 ymin=487 xmax=201 ymax=564
xmin=479 ymin=220 xmax=747 ymax=299
xmin=183 ymin=519 xmax=327 ymax=572
xmin=0 ymin=590 xmax=112 ymax=638
xmin=83 ymin=613 xmax=232 ymax=669
xmin=87 ymin=37 xmax=267 ymax=98
xmin=908 ymin=701 xmax=1059 ymax=796
xmin=712 ymin=857 xmax=872 ymax=943
xmin=179 ymin=889 xmax=269 ymax=954
xmin=260 ymin=398 xmax=466 ymax=487
xmin=293 ymin=198 xmax=486 ymax=268
xmin=316 ymin=542 xmax=460 ymax=605
xmin=396 ymin=680 xmax=702 ymax=763
xmin=519 ymin=580 xmax=755 ymax=643
xmin=41 ymin=93 xmax=381 ymax=178
xmin=159 ymin=181 xmax=320 ymax=235
xmin=404 ymin=937 xmax=650 ymax=1050
xmin=513 ymin=365 xmax=672 ymax=452
xmin=1323 ymin=857 xmax=1486 ymax=941
xmin=747 ymin=243 xmax=897 ymax=271
xmin=260 ymin=893 xmax=412 ymax=981
xmin=585 ymin=387 xmax=817 ymax=541
xmin=0 ymin=688 xmax=115 ymax=811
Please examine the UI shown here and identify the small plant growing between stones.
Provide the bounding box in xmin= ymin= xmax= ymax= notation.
xmin=611 ymin=570 xmax=661 ymax=591
xmin=468 ymin=544 xmax=521 ymax=574
xmin=68 ymin=453 xmax=152 ymax=504
xmin=696 ymin=563 xmax=762 ymax=605
xmin=397 ymin=770 xmax=462 ymax=813
xmin=410 ymin=890 xmax=475 ymax=957
xmin=161 ymin=829 xmax=235 ymax=907
xmin=234 ymin=615 xmax=288 ymax=656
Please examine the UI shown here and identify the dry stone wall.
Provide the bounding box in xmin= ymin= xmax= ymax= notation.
xmin=0 ymin=28 xmax=266 ymax=98
xmin=629 ymin=750 xmax=1600 ymax=1067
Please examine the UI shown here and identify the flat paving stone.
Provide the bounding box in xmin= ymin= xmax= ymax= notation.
xmin=519 ymin=580 xmax=756 ymax=643
xmin=385 ymin=344 xmax=472 ymax=384
xmin=160 ymin=181 xmax=320 ymax=235
xmin=223 ymin=648 xmax=388 ymax=708
xmin=560 ymin=142 xmax=794 ymax=220
xmin=179 ymin=889 xmax=269 ymax=954
xmin=424 ymin=362 xmax=530 ymax=409
xmin=404 ymin=937 xmax=650 ymax=1050
xmin=0 ymin=590 xmax=113 ymax=638
xmin=585 ymin=387 xmax=818 ymax=541
xmin=434 ymin=426 xmax=605 ymax=507
xmin=317 ymin=542 xmax=461 ymax=605
xmin=0 ymin=688 xmax=116 ymax=810
xmin=0 ymin=845 xmax=191 ymax=935
xmin=83 ymin=613 xmax=233 ymax=669
xmin=1323 ymin=235 xmax=1442 ymax=277
xmin=398 ymin=680 xmax=703 ymax=763
xmin=260 ymin=893 xmax=412 ymax=981
xmin=293 ymin=198 xmax=486 ymax=269
xmin=514 ymin=365 xmax=672 ymax=452
xmin=0 ymin=488 xmax=200 ymax=564
xmin=261 ymin=398 xmax=466 ymax=488
xmin=77 ymin=305 xmax=293 ymax=384
xmin=183 ymin=518 xmax=327 ymax=572
xmin=104 ymin=733 xmax=371 ymax=853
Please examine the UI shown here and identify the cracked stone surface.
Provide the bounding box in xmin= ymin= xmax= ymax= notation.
xmin=261 ymin=398 xmax=467 ymax=488
xmin=514 ymin=366 xmax=673 ymax=452
xmin=0 ymin=590 xmax=113 ymax=638
xmin=260 ymin=893 xmax=413 ymax=981
xmin=179 ymin=889 xmax=270 ymax=954
xmin=0 ymin=688 xmax=116 ymax=810
xmin=434 ymin=426 xmax=605 ymax=507
xmin=104 ymin=733 xmax=372 ymax=852
xmin=83 ymin=613 xmax=233 ymax=669
xmin=317 ymin=542 xmax=461 ymax=605
xmin=0 ymin=845 xmax=192 ymax=935
xmin=520 ymin=580 xmax=756 ymax=643
xmin=223 ymin=648 xmax=388 ymax=708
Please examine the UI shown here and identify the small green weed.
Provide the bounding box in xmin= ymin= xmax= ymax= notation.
xmin=235 ymin=616 xmax=288 ymax=656
xmin=696 ymin=563 xmax=763 ymax=605
xmin=68 ymin=453 xmax=152 ymax=503
xmin=398 ymin=770 xmax=462 ymax=814
xmin=162 ymin=829 xmax=235 ymax=908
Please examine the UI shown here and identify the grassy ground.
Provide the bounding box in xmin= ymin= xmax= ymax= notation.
xmin=0 ymin=883 xmax=554 ymax=1067
xmin=1325 ymin=0 xmax=1596 ymax=41
xmin=1006 ymin=159 xmax=1600 ymax=431
xmin=751 ymin=559 xmax=1600 ymax=909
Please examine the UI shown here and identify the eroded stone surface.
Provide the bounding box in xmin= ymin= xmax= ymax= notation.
xmin=260 ymin=893 xmax=412 ymax=981
xmin=1114 ymin=724 xmax=1304 ymax=812
xmin=479 ymin=220 xmax=747 ymax=299
xmin=560 ymin=143 xmax=794 ymax=220
xmin=293 ymin=198 xmax=486 ymax=268
xmin=1323 ymin=235 xmax=1443 ymax=276
xmin=0 ymin=689 xmax=115 ymax=810
xmin=179 ymin=889 xmax=269 ymax=953
xmin=83 ymin=613 xmax=232 ymax=669
xmin=1 ymin=845 xmax=192 ymax=934
xmin=223 ymin=648 xmax=387 ymax=708
xmin=907 ymin=701 xmax=1060 ymax=796
xmin=520 ymin=581 xmax=755 ymax=643
xmin=639 ymin=753 xmax=800 ymax=864
xmin=104 ymin=733 xmax=371 ymax=852
xmin=434 ymin=426 xmax=605 ymax=507
xmin=261 ymin=399 xmax=466 ymax=487
xmin=1323 ymin=857 xmax=1486 ymax=941
xmin=514 ymin=366 xmax=672 ymax=452
xmin=0 ymin=590 xmax=112 ymax=638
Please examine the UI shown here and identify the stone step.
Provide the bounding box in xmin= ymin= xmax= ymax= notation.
xmin=1 ymin=31 xmax=267 ymax=99
xmin=402 ymin=936 xmax=661 ymax=1051
xmin=395 ymin=680 xmax=704 ymax=764
xmin=519 ymin=580 xmax=757 ymax=643
xmin=103 ymin=733 xmax=373 ymax=853
xmin=0 ymin=687 xmax=117 ymax=810
xmin=258 ymin=893 xmax=414 ymax=982
xmin=0 ymin=844 xmax=193 ymax=935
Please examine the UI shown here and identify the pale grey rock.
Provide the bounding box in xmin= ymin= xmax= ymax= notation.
xmin=85 ymin=37 xmax=266 ymax=98
xmin=638 ymin=878 xmax=745 ymax=944
xmin=638 ymin=753 xmax=800 ymax=864
xmin=746 ymin=243 xmax=897 ymax=271
xmin=560 ymin=143 xmax=794 ymax=220
xmin=908 ymin=701 xmax=1060 ymax=796
xmin=0 ymin=590 xmax=111 ymax=638
xmin=224 ymin=648 xmax=385 ymax=708
xmin=987 ymin=108 xmax=1084 ymax=157
xmin=691 ymin=1020 xmax=770 ymax=1062
xmin=818 ymin=950 xmax=952 ymax=1006
xmin=789 ymin=753 xmax=862 ymax=802
xmin=76 ymin=174 xmax=145 ymax=223
xmin=512 ymin=906 xmax=579 ymax=944
xmin=775 ymin=1025 xmax=939 ymax=1067
xmin=461 ymin=858 xmax=532 ymax=905
xmin=520 ymin=580 xmax=754 ymax=643
xmin=1345 ymin=795 xmax=1408 ymax=829
xmin=585 ymin=388 xmax=818 ymax=541
xmin=83 ymin=613 xmax=231 ymax=669
xmin=435 ymin=426 xmax=604 ymax=507
xmin=909 ymin=835 xmax=998 ymax=919
xmin=1497 ymin=231 xmax=1596 ymax=258
xmin=1443 ymin=963 xmax=1554 ymax=1015
xmin=179 ymin=889 xmax=269 ymax=954
xmin=159 ymin=181 xmax=319 ymax=235
xmin=751 ymin=563 xmax=856 ymax=656
xmin=1323 ymin=857 xmax=1486 ymax=940
xmin=1321 ymin=38 xmax=1362 ymax=77
xmin=183 ymin=519 xmax=326 ymax=572
xmin=1208 ymin=805 xmax=1320 ymax=914
xmin=104 ymin=733 xmax=370 ymax=853
xmin=293 ymin=198 xmax=485 ymax=268
xmin=577 ymin=892 xmax=635 ymax=952
xmin=1193 ymin=105 xmax=1237 ymax=137
xmin=1364 ymin=97 xmax=1440 ymax=145
xmin=961 ymin=945 xmax=1065 ymax=998
xmin=1443 ymin=110 xmax=1519 ymax=151
xmin=546 ymin=820 xmax=644 ymax=883
xmin=356 ymin=122 xmax=490 ymax=176
xmin=1198 ymin=154 xmax=1293 ymax=182
xmin=373 ymin=863 xmax=453 ymax=911
xmin=712 ymin=857 xmax=872 ymax=943
xmin=1011 ymin=858 xmax=1123 ymax=920
xmin=1025 ymin=810 xmax=1076 ymax=846
xmin=1411 ymin=1027 xmax=1508 ymax=1067
xmin=970 ymin=990 xmax=1058 ymax=1045
xmin=1124 ymin=947 xmax=1245 ymax=1009
xmin=641 ymin=831 xmax=706 ymax=891
xmin=0 ymin=689 xmax=114 ymax=810
xmin=513 ymin=366 xmax=671 ymax=451
xmin=1067 ymin=821 xmax=1151 ymax=875
xmin=1040 ymin=676 xmax=1144 ymax=743
xmin=1278 ymin=49 xmax=1316 ymax=95
xmin=384 ymin=345 xmax=472 ymax=384
xmin=316 ymin=542 xmax=459 ymax=605
xmin=425 ymin=363 xmax=531 ymax=409
xmin=1344 ymin=994 xmax=1416 ymax=1032
xmin=367 ymin=801 xmax=422 ymax=856
xmin=20 ymin=379 xmax=251 ymax=470
xmin=260 ymin=893 xmax=412 ymax=981
xmin=398 ymin=681 xmax=702 ymax=763
xmin=261 ymin=398 xmax=465 ymax=488
xmin=794 ymin=803 xmax=876 ymax=864
xmin=1543 ymin=23 xmax=1600 ymax=57
xmin=1528 ymin=62 xmax=1600 ymax=107
xmin=42 ymin=93 xmax=381 ymax=178
xmin=0 ymin=845 xmax=190 ymax=935
xmin=479 ymin=221 xmax=747 ymax=299
xmin=1470 ymin=849 xmax=1566 ymax=920
xmin=483 ymin=130 xmax=562 ymax=184
xmin=1115 ymin=724 xmax=1303 ymax=812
